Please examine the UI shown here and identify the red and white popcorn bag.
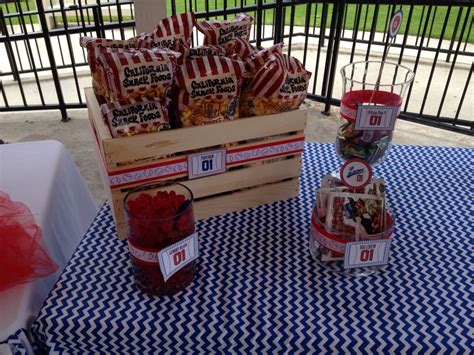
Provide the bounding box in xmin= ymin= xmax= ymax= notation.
xmin=240 ymin=52 xmax=311 ymax=117
xmin=136 ymin=12 xmax=195 ymax=53
xmin=101 ymin=97 xmax=171 ymax=137
xmin=175 ymin=55 xmax=245 ymax=126
xmin=225 ymin=38 xmax=260 ymax=60
xmin=196 ymin=13 xmax=254 ymax=46
xmin=244 ymin=43 xmax=284 ymax=74
xmin=98 ymin=47 xmax=180 ymax=101
xmin=80 ymin=36 xmax=139 ymax=100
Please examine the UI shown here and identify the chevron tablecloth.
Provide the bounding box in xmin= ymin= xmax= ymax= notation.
xmin=31 ymin=143 xmax=472 ymax=353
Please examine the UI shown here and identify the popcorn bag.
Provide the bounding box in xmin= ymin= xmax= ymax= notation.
xmin=175 ymin=55 xmax=245 ymax=126
xmin=0 ymin=192 xmax=57 ymax=292
xmin=98 ymin=47 xmax=179 ymax=102
xmin=80 ymin=36 xmax=139 ymax=100
xmin=138 ymin=12 xmax=196 ymax=51
xmin=100 ymin=97 xmax=171 ymax=137
xmin=196 ymin=13 xmax=253 ymax=46
xmin=241 ymin=52 xmax=312 ymax=117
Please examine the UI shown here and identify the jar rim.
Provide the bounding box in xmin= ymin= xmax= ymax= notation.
xmin=340 ymin=60 xmax=415 ymax=88
xmin=123 ymin=181 xmax=194 ymax=222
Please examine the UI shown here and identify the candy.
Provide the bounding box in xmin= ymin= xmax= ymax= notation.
xmin=336 ymin=121 xmax=393 ymax=165
xmin=126 ymin=190 xmax=196 ymax=295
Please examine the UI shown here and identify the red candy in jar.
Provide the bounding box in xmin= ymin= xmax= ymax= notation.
xmin=124 ymin=182 xmax=198 ymax=296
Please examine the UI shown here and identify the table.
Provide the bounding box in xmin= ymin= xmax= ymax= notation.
xmin=0 ymin=141 xmax=98 ymax=345
xmin=31 ymin=143 xmax=472 ymax=353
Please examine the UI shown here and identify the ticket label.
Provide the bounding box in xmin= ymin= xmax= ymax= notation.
xmin=158 ymin=233 xmax=199 ymax=282
xmin=344 ymin=239 xmax=391 ymax=269
xmin=187 ymin=149 xmax=226 ymax=179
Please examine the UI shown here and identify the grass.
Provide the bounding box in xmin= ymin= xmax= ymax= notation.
xmin=1 ymin=1 xmax=472 ymax=43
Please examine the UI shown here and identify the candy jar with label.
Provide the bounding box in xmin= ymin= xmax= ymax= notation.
xmin=124 ymin=182 xmax=199 ymax=296
xmin=336 ymin=61 xmax=415 ymax=167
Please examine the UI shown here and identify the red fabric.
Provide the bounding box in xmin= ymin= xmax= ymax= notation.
xmin=0 ymin=192 xmax=57 ymax=292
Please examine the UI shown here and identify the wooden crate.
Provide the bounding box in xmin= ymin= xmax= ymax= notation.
xmin=86 ymin=88 xmax=307 ymax=239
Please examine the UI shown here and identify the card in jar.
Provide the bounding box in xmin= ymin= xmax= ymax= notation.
xmin=101 ymin=97 xmax=171 ymax=138
xmin=326 ymin=192 xmax=385 ymax=237
xmin=175 ymin=55 xmax=245 ymax=126
xmin=98 ymin=47 xmax=180 ymax=102
xmin=196 ymin=13 xmax=253 ymax=46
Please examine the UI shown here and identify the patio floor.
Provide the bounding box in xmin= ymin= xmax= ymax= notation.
xmin=1 ymin=102 xmax=472 ymax=207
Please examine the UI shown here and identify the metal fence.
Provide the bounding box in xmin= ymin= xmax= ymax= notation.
xmin=0 ymin=0 xmax=472 ymax=134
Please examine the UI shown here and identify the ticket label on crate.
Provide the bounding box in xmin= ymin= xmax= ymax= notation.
xmin=355 ymin=105 xmax=398 ymax=131
xmin=158 ymin=232 xmax=199 ymax=282
xmin=343 ymin=239 xmax=391 ymax=269
xmin=187 ymin=149 xmax=227 ymax=179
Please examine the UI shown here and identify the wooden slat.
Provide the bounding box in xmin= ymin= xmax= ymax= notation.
xmin=102 ymin=106 xmax=307 ymax=169
xmin=85 ymin=88 xmax=112 ymax=141
xmin=182 ymin=157 xmax=301 ymax=198
xmin=106 ymin=131 xmax=304 ymax=174
xmin=193 ymin=178 xmax=300 ymax=220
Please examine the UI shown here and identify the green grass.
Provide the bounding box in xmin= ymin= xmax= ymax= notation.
xmin=1 ymin=1 xmax=472 ymax=43
xmin=168 ymin=1 xmax=473 ymax=43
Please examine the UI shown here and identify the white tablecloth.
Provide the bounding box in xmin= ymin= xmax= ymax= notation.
xmin=0 ymin=140 xmax=98 ymax=342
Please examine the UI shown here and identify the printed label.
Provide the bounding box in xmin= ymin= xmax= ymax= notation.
xmin=280 ymin=73 xmax=309 ymax=94
xmin=340 ymin=159 xmax=373 ymax=189
xmin=158 ymin=232 xmax=199 ymax=282
xmin=355 ymin=105 xmax=398 ymax=131
xmin=217 ymin=25 xmax=248 ymax=45
xmin=108 ymin=101 xmax=164 ymax=128
xmin=188 ymin=75 xmax=237 ymax=99
xmin=188 ymin=149 xmax=226 ymax=179
xmin=344 ymin=239 xmax=391 ymax=269
xmin=119 ymin=62 xmax=173 ymax=92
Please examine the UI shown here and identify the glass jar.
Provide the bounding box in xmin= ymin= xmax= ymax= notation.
xmin=336 ymin=61 xmax=415 ymax=167
xmin=309 ymin=202 xmax=395 ymax=277
xmin=124 ymin=181 xmax=197 ymax=296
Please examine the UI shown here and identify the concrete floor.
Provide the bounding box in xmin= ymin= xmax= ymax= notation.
xmin=1 ymin=103 xmax=472 ymax=207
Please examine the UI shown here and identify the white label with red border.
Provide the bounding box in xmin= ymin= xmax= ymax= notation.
xmin=355 ymin=105 xmax=398 ymax=131
xmin=340 ymin=159 xmax=373 ymax=189
xmin=188 ymin=149 xmax=226 ymax=179
xmin=389 ymin=11 xmax=403 ymax=38
xmin=344 ymin=239 xmax=391 ymax=269
xmin=158 ymin=232 xmax=199 ymax=282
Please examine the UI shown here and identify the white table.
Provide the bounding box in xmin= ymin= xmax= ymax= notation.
xmin=0 ymin=140 xmax=98 ymax=343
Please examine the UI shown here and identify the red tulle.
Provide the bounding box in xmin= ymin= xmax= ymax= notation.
xmin=0 ymin=191 xmax=57 ymax=292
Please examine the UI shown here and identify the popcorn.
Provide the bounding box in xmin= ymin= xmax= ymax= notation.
xmin=175 ymin=56 xmax=245 ymax=126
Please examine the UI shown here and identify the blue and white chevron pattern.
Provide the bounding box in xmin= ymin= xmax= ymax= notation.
xmin=1 ymin=329 xmax=31 ymax=355
xmin=31 ymin=143 xmax=473 ymax=353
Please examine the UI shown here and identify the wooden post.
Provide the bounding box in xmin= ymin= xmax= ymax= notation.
xmin=134 ymin=0 xmax=167 ymax=34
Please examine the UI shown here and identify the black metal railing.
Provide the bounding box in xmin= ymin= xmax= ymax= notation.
xmin=0 ymin=0 xmax=135 ymax=121
xmin=0 ymin=0 xmax=472 ymax=134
